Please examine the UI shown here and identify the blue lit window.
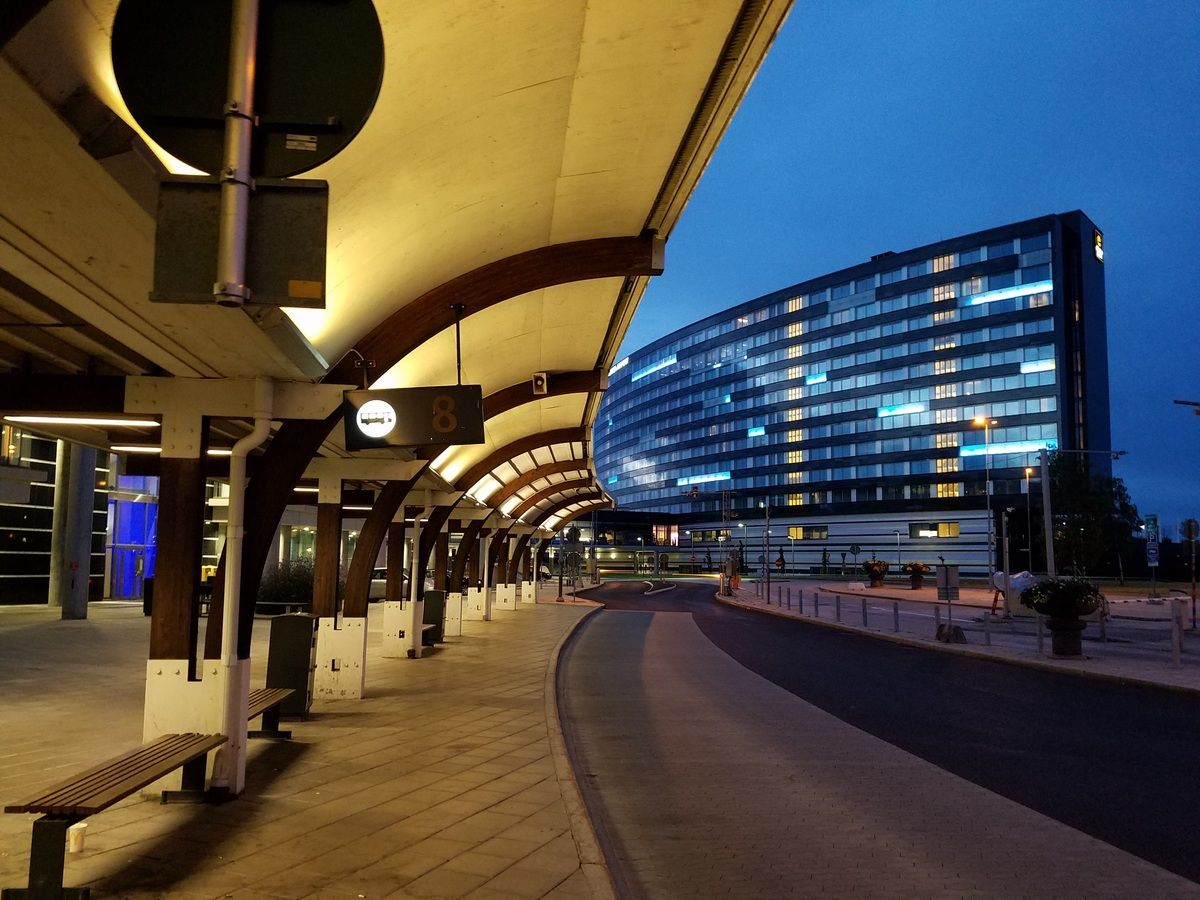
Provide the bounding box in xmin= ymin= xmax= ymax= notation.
xmin=877 ymin=402 xmax=926 ymax=418
xmin=1019 ymin=359 xmax=1056 ymax=374
xmin=805 ymin=372 xmax=827 ymax=386
xmin=962 ymin=279 xmax=1052 ymax=307
xmin=607 ymin=475 xmax=619 ymax=485
xmin=960 ymin=438 xmax=1058 ymax=457
xmin=747 ymin=426 xmax=765 ymax=438
xmin=631 ymin=353 xmax=677 ymax=381
xmin=676 ymin=472 xmax=732 ymax=487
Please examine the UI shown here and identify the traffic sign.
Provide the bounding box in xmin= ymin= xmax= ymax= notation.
xmin=342 ymin=386 xmax=485 ymax=451
xmin=1145 ymin=513 xmax=1160 ymax=568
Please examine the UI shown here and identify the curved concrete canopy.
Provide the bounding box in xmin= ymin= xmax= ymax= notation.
xmin=0 ymin=0 xmax=793 ymax=522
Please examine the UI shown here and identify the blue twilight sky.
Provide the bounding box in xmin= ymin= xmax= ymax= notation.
xmin=619 ymin=0 xmax=1200 ymax=534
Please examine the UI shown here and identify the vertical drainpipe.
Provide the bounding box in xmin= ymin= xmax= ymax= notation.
xmin=213 ymin=379 xmax=273 ymax=794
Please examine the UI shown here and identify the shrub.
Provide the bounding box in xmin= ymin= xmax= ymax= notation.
xmin=258 ymin=558 xmax=315 ymax=608
xmin=901 ymin=562 xmax=931 ymax=575
xmin=861 ymin=558 xmax=889 ymax=579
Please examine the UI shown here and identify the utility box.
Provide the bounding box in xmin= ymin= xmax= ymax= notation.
xmin=266 ymin=613 xmax=316 ymax=719
xmin=936 ymin=565 xmax=960 ymax=604
xmin=423 ymin=590 xmax=446 ymax=644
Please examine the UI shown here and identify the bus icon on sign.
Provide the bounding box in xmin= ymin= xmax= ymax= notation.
xmin=356 ymin=399 xmax=396 ymax=438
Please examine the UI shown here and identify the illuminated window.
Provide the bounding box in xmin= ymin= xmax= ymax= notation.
xmin=933 ymin=359 xmax=958 ymax=375
xmin=1 ymin=424 xmax=22 ymax=465
xmin=789 ymin=525 xmax=829 ymax=539
xmin=935 ymin=458 xmax=961 ymax=474
xmin=935 ymin=408 xmax=960 ymax=424
xmin=787 ymin=450 xmax=804 ymax=464
xmin=787 ymin=471 xmax=803 ymax=483
xmin=909 ymin=521 xmax=961 ymax=538
xmin=962 ymin=275 xmax=983 ymax=295
xmin=788 ymin=344 xmax=802 ymax=359
xmin=787 ymin=408 xmax=802 ymax=422
xmin=787 ymin=322 xmax=804 ymax=338
xmin=935 ymin=432 xmax=960 ymax=449
xmin=933 ymin=337 xmax=957 ymax=351
xmin=933 ymin=309 xmax=957 ymax=323
xmin=1029 ymin=292 xmax=1051 ymax=308
xmin=788 ymin=296 xmax=804 ymax=312
xmin=787 ymin=429 xmax=802 ymax=442
xmin=787 ymin=387 xmax=802 ymax=401
xmin=787 ymin=366 xmax=802 ymax=381
xmin=933 ymin=283 xmax=957 ymax=302
xmin=935 ymin=482 xmax=962 ymax=498
xmin=934 ymin=383 xmax=959 ymax=400
xmin=787 ymin=493 xmax=804 ymax=505
xmin=933 ymin=254 xmax=955 ymax=273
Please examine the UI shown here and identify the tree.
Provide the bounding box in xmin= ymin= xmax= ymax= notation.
xmin=1048 ymin=452 xmax=1139 ymax=577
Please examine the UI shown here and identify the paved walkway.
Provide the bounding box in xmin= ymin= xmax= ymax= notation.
xmin=559 ymin=605 xmax=1200 ymax=899
xmin=726 ymin=577 xmax=1200 ymax=693
xmin=0 ymin=590 xmax=612 ymax=900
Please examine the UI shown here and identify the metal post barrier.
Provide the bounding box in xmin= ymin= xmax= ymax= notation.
xmin=778 ymin=586 xmax=783 ymax=607
xmin=1036 ymin=614 xmax=1044 ymax=654
xmin=861 ymin=597 xmax=868 ymax=628
xmin=1172 ymin=599 xmax=1183 ymax=667
xmin=1099 ymin=613 xmax=1107 ymax=642
xmin=892 ymin=600 xmax=900 ymax=633
xmin=835 ymin=594 xmax=841 ymax=623
xmin=947 ymin=600 xmax=953 ymax=624
xmin=798 ymin=589 xmax=804 ymax=615
xmin=787 ymin=587 xmax=792 ymax=610
xmin=813 ymin=592 xmax=819 ymax=619
xmin=983 ymin=611 xmax=991 ymax=646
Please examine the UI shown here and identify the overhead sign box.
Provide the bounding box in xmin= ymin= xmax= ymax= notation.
xmin=343 ymin=386 xmax=485 ymax=451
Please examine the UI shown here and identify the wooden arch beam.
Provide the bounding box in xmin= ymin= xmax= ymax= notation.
xmin=449 ymin=517 xmax=489 ymax=591
xmin=487 ymin=460 xmax=590 ymax=508
xmin=529 ymin=491 xmax=608 ymax=529
xmin=519 ymin=499 xmax=610 ymax=583
xmin=482 ymin=369 xmax=606 ymax=421
xmin=342 ymin=465 xmax=430 ymax=619
xmin=217 ymin=234 xmax=658 ymax=659
xmin=508 ymin=478 xmax=597 ymax=521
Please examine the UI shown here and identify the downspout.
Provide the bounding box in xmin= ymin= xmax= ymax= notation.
xmin=213 ymin=378 xmax=273 ymax=794
xmin=408 ymin=492 xmax=433 ymax=659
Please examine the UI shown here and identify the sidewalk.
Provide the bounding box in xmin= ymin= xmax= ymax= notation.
xmin=721 ymin=578 xmax=1200 ymax=694
xmin=0 ymin=586 xmax=613 ymax=900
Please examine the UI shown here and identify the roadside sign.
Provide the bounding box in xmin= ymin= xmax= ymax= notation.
xmin=1145 ymin=514 xmax=1160 ymax=568
xmin=342 ymin=386 xmax=484 ymax=450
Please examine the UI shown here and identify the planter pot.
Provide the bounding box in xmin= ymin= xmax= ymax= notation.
xmin=1046 ymin=616 xmax=1087 ymax=657
xmin=909 ymin=574 xmax=924 ymax=590
xmin=868 ymin=577 xmax=885 ymax=588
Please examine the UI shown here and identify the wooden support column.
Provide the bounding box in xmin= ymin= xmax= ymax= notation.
xmin=311 ymin=478 xmax=342 ymax=619
xmin=449 ymin=518 xmax=485 ymax=592
xmin=386 ymin=520 xmax=406 ymax=601
xmin=150 ymin=455 xmax=207 ymax=670
xmin=434 ymin=532 xmax=450 ymax=591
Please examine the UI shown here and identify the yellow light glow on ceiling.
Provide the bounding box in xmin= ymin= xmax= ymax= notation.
xmin=6 ymin=416 xmax=159 ymax=427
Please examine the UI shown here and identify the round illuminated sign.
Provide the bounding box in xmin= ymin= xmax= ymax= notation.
xmin=356 ymin=400 xmax=396 ymax=438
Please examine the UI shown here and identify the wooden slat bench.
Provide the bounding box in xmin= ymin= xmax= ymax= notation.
xmin=246 ymin=687 xmax=294 ymax=739
xmin=2 ymin=732 xmax=225 ymax=900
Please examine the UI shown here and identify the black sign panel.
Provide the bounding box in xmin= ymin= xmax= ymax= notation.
xmin=343 ymin=386 xmax=485 ymax=451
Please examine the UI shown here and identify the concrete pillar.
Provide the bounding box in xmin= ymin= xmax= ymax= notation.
xmin=49 ymin=440 xmax=96 ymax=619
xmin=312 ymin=480 xmax=342 ymax=619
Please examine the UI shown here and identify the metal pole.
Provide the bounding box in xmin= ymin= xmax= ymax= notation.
xmin=1040 ymin=449 xmax=1056 ymax=576
xmin=893 ymin=600 xmax=900 ymax=632
xmin=1025 ymin=468 xmax=1034 ymax=571
xmin=984 ymin=422 xmax=993 ymax=582
xmin=214 ymin=0 xmax=259 ymax=307
xmin=861 ymin=597 xmax=868 ymax=627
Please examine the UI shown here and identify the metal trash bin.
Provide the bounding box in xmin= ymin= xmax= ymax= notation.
xmin=422 ymin=590 xmax=446 ymax=644
xmin=142 ymin=577 xmax=154 ymax=616
xmin=266 ymin=613 xmax=316 ymax=719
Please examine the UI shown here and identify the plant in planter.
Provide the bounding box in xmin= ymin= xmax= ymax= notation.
xmin=861 ymin=557 xmax=889 ymax=587
xmin=901 ymin=561 xmax=931 ymax=589
xmin=1019 ymin=577 xmax=1104 ymax=657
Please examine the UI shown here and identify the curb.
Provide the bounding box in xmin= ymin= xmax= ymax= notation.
xmin=715 ymin=592 xmax=1200 ymax=697
xmin=543 ymin=604 xmax=616 ymax=900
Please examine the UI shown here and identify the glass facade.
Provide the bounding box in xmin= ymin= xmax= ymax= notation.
xmin=595 ymin=212 xmax=1110 ymax=537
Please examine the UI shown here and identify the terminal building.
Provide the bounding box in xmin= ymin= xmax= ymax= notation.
xmin=594 ymin=211 xmax=1111 ymax=574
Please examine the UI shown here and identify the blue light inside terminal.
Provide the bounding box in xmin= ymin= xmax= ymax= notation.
xmin=876 ymin=402 xmax=926 ymax=417
xmin=607 ymin=475 xmax=618 ymax=484
xmin=1019 ymin=359 xmax=1056 ymax=374
xmin=747 ymin=426 xmax=765 ymax=437
xmin=963 ymin=279 xmax=1053 ymax=307
xmin=960 ymin=438 xmax=1059 ymax=457
xmin=608 ymin=357 xmax=629 ymax=376
xmin=804 ymin=372 xmax=827 ymax=385
xmin=631 ymin=353 xmax=677 ymax=381
xmin=676 ymin=472 xmax=732 ymax=487
xmin=723 ymin=394 xmax=731 ymax=403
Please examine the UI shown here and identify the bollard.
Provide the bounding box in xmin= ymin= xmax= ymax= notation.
xmin=787 ymin=586 xmax=792 ymax=610
xmin=1099 ymin=613 xmax=1107 ymax=642
xmin=835 ymin=594 xmax=842 ymax=623
xmin=947 ymin=600 xmax=953 ymax=624
xmin=778 ymin=586 xmax=783 ymax=607
xmin=893 ymin=600 xmax=900 ymax=633
xmin=1172 ymin=599 xmax=1183 ymax=667
xmin=1036 ymin=614 xmax=1044 ymax=654
xmin=798 ymin=589 xmax=804 ymax=615
xmin=813 ymin=592 xmax=820 ymax=619
xmin=861 ymin=597 xmax=868 ymax=628
xmin=983 ymin=611 xmax=991 ymax=646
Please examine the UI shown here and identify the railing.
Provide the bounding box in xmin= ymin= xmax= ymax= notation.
xmin=745 ymin=584 xmax=1192 ymax=669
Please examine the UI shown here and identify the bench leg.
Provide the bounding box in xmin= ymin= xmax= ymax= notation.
xmin=160 ymin=753 xmax=209 ymax=803
xmin=1 ymin=814 xmax=89 ymax=900
xmin=248 ymin=704 xmax=292 ymax=740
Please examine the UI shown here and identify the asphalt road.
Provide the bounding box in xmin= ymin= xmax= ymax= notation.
xmin=559 ymin=579 xmax=1200 ymax=894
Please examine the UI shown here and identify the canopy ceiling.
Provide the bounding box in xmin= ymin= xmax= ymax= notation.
xmin=0 ymin=0 xmax=791 ymax=524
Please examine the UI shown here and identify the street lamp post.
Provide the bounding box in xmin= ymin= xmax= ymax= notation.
xmin=1024 ymin=467 xmax=1034 ymax=570
xmin=973 ymin=416 xmax=997 ymax=580
xmin=894 ymin=529 xmax=901 ymax=573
